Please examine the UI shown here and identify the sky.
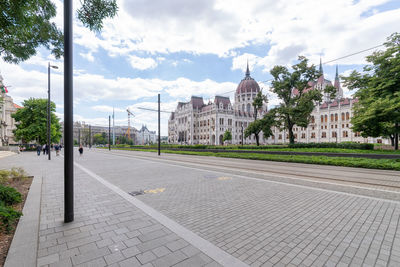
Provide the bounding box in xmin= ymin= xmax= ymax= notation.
xmin=1 ymin=0 xmax=399 ymax=135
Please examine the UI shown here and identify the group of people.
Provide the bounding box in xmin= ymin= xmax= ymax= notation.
xmin=36 ymin=144 xmax=62 ymax=156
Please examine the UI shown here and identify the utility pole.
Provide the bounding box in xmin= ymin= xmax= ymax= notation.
xmin=89 ymin=125 xmax=91 ymax=148
xmin=109 ymin=115 xmax=111 ymax=151
xmin=241 ymin=123 xmax=244 ymax=146
xmin=78 ymin=128 xmax=81 ymax=145
xmin=64 ymin=0 xmax=74 ymax=223
xmin=158 ymin=94 xmax=161 ymax=156
xmin=47 ymin=63 xmax=51 ymax=160
xmin=112 ymin=107 xmax=115 ymax=145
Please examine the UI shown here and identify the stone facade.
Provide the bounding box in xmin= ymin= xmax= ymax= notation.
xmin=137 ymin=125 xmax=157 ymax=145
xmin=168 ymin=65 xmax=267 ymax=145
xmin=168 ymin=64 xmax=388 ymax=145
xmin=0 ymin=74 xmax=21 ymax=146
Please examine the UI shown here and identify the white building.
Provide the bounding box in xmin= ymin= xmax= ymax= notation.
xmin=169 ymin=64 xmax=388 ymax=145
xmin=0 ymin=74 xmax=21 ymax=146
xmin=168 ymin=64 xmax=267 ymax=145
xmin=137 ymin=125 xmax=156 ymax=145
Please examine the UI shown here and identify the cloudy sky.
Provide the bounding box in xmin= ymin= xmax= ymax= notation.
xmin=1 ymin=0 xmax=399 ymax=135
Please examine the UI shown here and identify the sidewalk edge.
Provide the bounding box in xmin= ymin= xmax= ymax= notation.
xmin=4 ymin=175 xmax=43 ymax=267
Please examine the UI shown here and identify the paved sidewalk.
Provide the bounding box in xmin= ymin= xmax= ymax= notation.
xmin=1 ymin=153 xmax=232 ymax=267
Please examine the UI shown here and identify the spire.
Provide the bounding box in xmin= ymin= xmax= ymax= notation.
xmin=335 ymin=65 xmax=339 ymax=80
xmin=245 ymin=60 xmax=250 ymax=77
xmin=319 ymin=57 xmax=323 ymax=75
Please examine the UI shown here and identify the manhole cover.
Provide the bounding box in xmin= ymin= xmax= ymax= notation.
xmin=129 ymin=190 xmax=144 ymax=196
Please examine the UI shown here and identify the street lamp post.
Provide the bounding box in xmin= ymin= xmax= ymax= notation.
xmin=48 ymin=62 xmax=58 ymax=161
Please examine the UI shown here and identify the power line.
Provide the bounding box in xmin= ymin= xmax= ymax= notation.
xmin=322 ymin=44 xmax=384 ymax=65
xmin=137 ymin=107 xmax=173 ymax=113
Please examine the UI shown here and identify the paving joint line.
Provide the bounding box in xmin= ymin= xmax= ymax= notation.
xmin=101 ymin=150 xmax=400 ymax=204
xmin=73 ymin=160 xmax=248 ymax=267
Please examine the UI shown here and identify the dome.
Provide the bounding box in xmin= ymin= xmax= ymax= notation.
xmin=236 ymin=64 xmax=260 ymax=94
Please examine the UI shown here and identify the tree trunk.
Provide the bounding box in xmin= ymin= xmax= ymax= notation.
xmin=395 ymin=122 xmax=399 ymax=150
xmin=255 ymin=133 xmax=260 ymax=146
xmin=390 ymin=134 xmax=395 ymax=147
xmin=288 ymin=127 xmax=295 ymax=144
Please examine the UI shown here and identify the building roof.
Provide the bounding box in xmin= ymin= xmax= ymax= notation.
xmin=13 ymin=103 xmax=22 ymax=109
xmin=190 ymin=96 xmax=204 ymax=109
xmin=236 ymin=63 xmax=260 ymax=94
xmin=214 ymin=95 xmax=231 ymax=109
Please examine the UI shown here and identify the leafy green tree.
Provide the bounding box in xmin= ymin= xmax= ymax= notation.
xmin=253 ymin=91 xmax=267 ymax=120
xmin=117 ymin=135 xmax=133 ymax=145
xmin=0 ymin=0 xmax=118 ymax=63
xmin=11 ymin=98 xmax=61 ymax=144
xmin=245 ymin=112 xmax=275 ymax=146
xmin=93 ymin=132 xmax=107 ymax=145
xmin=270 ymin=56 xmax=336 ymax=144
xmin=223 ymin=130 xmax=232 ymax=143
xmin=342 ymin=33 xmax=400 ymax=150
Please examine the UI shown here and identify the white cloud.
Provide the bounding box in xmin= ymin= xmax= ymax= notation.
xmin=128 ymin=55 xmax=158 ymax=70
xmin=80 ymin=52 xmax=95 ymax=62
xmin=91 ymin=106 xmax=126 ymax=113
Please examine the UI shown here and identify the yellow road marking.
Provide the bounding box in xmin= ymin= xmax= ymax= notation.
xmin=144 ymin=188 xmax=165 ymax=194
xmin=217 ymin=177 xmax=232 ymax=181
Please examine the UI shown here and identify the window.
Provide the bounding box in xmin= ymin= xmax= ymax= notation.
xmin=335 ymin=113 xmax=338 ymax=121
xmin=343 ymin=131 xmax=348 ymax=137
xmin=346 ymin=112 xmax=350 ymax=120
xmin=311 ymin=116 xmax=315 ymax=123
xmin=331 ymin=114 xmax=334 ymax=122
xmin=279 ymin=134 xmax=282 ymax=140
xmin=355 ymin=132 xmax=361 ymax=137
xmin=321 ymin=115 xmax=324 ymax=123
xmin=322 ymin=132 xmax=326 ymax=138
xmin=301 ymin=133 xmax=306 ymax=139
xmin=341 ymin=112 xmax=345 ymax=120
xmin=321 ymin=126 xmax=323 ymax=129
xmin=331 ymin=125 xmax=333 ymax=129
xmin=332 ymin=132 xmax=337 ymax=138
xmin=324 ymin=115 xmax=328 ymax=123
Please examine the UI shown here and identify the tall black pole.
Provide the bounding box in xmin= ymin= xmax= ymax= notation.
xmin=109 ymin=115 xmax=111 ymax=151
xmin=78 ymin=128 xmax=81 ymax=145
xmin=241 ymin=124 xmax=244 ymax=146
xmin=64 ymin=0 xmax=74 ymax=223
xmin=89 ymin=125 xmax=91 ymax=148
xmin=158 ymin=94 xmax=160 ymax=156
xmin=47 ymin=63 xmax=51 ymax=160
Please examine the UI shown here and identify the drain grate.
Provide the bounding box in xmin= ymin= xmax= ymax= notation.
xmin=128 ymin=190 xmax=144 ymax=196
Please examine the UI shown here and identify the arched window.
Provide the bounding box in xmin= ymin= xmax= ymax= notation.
xmin=341 ymin=112 xmax=345 ymax=120
xmin=346 ymin=112 xmax=350 ymax=120
xmin=311 ymin=116 xmax=315 ymax=123
xmin=335 ymin=113 xmax=338 ymax=121
xmin=242 ymin=104 xmax=245 ymax=112
xmin=247 ymin=103 xmax=251 ymax=113
xmin=321 ymin=115 xmax=324 ymax=123
xmin=330 ymin=114 xmax=334 ymax=122
xmin=324 ymin=115 xmax=328 ymax=123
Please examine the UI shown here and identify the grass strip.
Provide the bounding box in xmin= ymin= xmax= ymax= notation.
xmin=104 ymin=147 xmax=400 ymax=171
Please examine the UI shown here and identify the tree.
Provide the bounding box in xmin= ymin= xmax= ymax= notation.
xmin=117 ymin=135 xmax=133 ymax=145
xmin=11 ymin=98 xmax=61 ymax=144
xmin=342 ymin=33 xmax=400 ymax=150
xmin=93 ymin=132 xmax=107 ymax=145
xmin=253 ymin=91 xmax=267 ymax=120
xmin=223 ymin=130 xmax=232 ymax=144
xmin=245 ymin=112 xmax=275 ymax=146
xmin=0 ymin=0 xmax=118 ymax=63
xmin=270 ymin=56 xmax=336 ymax=144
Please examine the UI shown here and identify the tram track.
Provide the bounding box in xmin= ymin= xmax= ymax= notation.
xmin=97 ymin=149 xmax=400 ymax=194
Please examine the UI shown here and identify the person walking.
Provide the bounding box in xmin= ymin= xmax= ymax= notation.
xmin=78 ymin=144 xmax=83 ymax=156
xmin=55 ymin=144 xmax=60 ymax=156
xmin=42 ymin=144 xmax=46 ymax=155
xmin=36 ymin=145 xmax=41 ymax=156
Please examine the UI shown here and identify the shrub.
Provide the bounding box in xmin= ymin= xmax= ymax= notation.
xmin=0 ymin=170 xmax=10 ymax=185
xmin=0 ymin=185 xmax=22 ymax=205
xmin=0 ymin=204 xmax=22 ymax=233
xmin=288 ymin=142 xmax=374 ymax=150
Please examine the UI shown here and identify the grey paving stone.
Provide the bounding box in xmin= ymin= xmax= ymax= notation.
xmin=37 ymin=253 xmax=59 ymax=266
xmin=104 ymin=251 xmax=125 ymax=265
xmin=118 ymin=256 xmax=141 ymax=267
xmin=152 ymin=250 xmax=188 ymax=267
xmin=136 ymin=250 xmax=157 ymax=264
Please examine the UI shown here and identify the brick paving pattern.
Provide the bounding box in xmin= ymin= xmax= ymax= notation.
xmin=0 ymin=153 xmax=220 ymax=267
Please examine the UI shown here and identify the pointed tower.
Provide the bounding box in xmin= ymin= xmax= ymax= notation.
xmin=319 ymin=57 xmax=323 ymax=75
xmin=334 ymin=65 xmax=343 ymax=99
xmin=245 ymin=60 xmax=250 ymax=77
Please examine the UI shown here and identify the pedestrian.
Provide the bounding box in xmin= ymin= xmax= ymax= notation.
xmin=78 ymin=144 xmax=83 ymax=156
xmin=36 ymin=145 xmax=41 ymax=156
xmin=55 ymin=144 xmax=60 ymax=156
xmin=42 ymin=144 xmax=46 ymax=155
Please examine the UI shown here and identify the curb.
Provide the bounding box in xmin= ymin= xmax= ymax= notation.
xmin=4 ymin=175 xmax=42 ymax=267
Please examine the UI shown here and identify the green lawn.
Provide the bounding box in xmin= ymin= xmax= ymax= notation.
xmin=104 ymin=147 xmax=400 ymax=171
